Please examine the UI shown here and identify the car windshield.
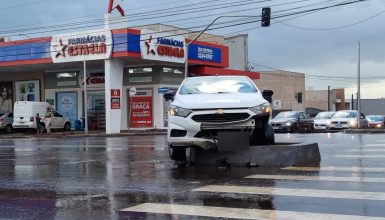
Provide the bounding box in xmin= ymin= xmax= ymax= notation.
xmin=179 ymin=77 xmax=257 ymax=94
xmin=332 ymin=111 xmax=357 ymax=118
xmin=367 ymin=115 xmax=384 ymax=122
xmin=315 ymin=112 xmax=335 ymax=119
xmin=275 ymin=112 xmax=299 ymax=119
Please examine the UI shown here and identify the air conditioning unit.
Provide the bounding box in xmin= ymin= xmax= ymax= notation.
xmin=0 ymin=37 xmax=10 ymax=43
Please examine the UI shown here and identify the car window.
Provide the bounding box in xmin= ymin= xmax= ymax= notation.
xmin=275 ymin=112 xmax=299 ymax=119
xmin=367 ymin=115 xmax=384 ymax=121
xmin=315 ymin=112 xmax=335 ymax=119
xmin=333 ymin=111 xmax=357 ymax=118
xmin=179 ymin=77 xmax=258 ymax=94
xmin=8 ymin=113 xmax=13 ymax=117
xmin=54 ymin=112 xmax=62 ymax=117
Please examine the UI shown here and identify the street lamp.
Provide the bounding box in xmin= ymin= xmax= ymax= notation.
xmin=184 ymin=15 xmax=258 ymax=78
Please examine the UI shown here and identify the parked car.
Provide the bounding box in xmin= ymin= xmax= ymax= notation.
xmin=13 ymin=101 xmax=71 ymax=132
xmin=269 ymin=111 xmax=314 ymax=133
xmin=0 ymin=112 xmax=13 ymax=134
xmin=326 ymin=110 xmax=368 ymax=130
xmin=313 ymin=111 xmax=336 ymax=132
xmin=165 ymin=75 xmax=274 ymax=164
xmin=366 ymin=115 xmax=385 ymax=128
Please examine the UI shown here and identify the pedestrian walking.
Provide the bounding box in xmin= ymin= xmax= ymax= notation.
xmin=35 ymin=113 xmax=42 ymax=135
xmin=44 ymin=107 xmax=54 ymax=134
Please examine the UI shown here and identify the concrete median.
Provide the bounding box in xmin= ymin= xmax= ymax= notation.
xmin=190 ymin=142 xmax=321 ymax=167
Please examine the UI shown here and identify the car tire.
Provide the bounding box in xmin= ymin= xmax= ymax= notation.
xmin=169 ymin=145 xmax=186 ymax=161
xmin=5 ymin=125 xmax=12 ymax=134
xmin=64 ymin=123 xmax=71 ymax=131
xmin=250 ymin=123 xmax=275 ymax=145
xmin=290 ymin=123 xmax=298 ymax=133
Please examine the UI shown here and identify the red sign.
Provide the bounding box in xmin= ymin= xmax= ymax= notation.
xmin=111 ymin=98 xmax=120 ymax=109
xmin=108 ymin=0 xmax=125 ymax=16
xmin=111 ymin=89 xmax=120 ymax=98
xmin=129 ymin=96 xmax=152 ymax=128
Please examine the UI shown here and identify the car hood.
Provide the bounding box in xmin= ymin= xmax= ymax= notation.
xmin=330 ymin=118 xmax=353 ymax=122
xmin=269 ymin=118 xmax=297 ymax=123
xmin=314 ymin=119 xmax=329 ymax=123
xmin=172 ymin=93 xmax=266 ymax=109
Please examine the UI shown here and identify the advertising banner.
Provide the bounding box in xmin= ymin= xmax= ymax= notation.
xmin=140 ymin=29 xmax=186 ymax=63
xmin=56 ymin=92 xmax=78 ymax=128
xmin=0 ymin=82 xmax=13 ymax=114
xmin=51 ymin=29 xmax=112 ymax=63
xmin=14 ymin=80 xmax=40 ymax=102
xmin=129 ymin=89 xmax=152 ymax=128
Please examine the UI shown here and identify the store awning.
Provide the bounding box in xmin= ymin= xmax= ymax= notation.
xmin=190 ymin=66 xmax=260 ymax=79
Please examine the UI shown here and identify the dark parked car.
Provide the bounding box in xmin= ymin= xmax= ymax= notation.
xmin=0 ymin=112 xmax=13 ymax=134
xmin=269 ymin=111 xmax=314 ymax=133
xmin=366 ymin=115 xmax=385 ymax=128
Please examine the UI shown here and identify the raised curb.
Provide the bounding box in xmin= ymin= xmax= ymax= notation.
xmin=344 ymin=129 xmax=385 ymax=134
xmin=190 ymin=142 xmax=321 ymax=167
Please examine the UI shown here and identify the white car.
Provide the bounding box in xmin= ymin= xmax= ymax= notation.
xmin=165 ymin=76 xmax=274 ymax=163
xmin=313 ymin=111 xmax=335 ymax=131
xmin=326 ymin=110 xmax=368 ymax=130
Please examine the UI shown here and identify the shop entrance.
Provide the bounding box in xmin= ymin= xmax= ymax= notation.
xmin=87 ymin=91 xmax=105 ymax=130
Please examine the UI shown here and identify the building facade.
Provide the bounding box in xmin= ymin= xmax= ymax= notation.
xmin=0 ymin=21 xmax=257 ymax=133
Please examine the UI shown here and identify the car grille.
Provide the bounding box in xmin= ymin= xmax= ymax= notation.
xmin=270 ymin=122 xmax=282 ymax=127
xmin=331 ymin=121 xmax=348 ymax=125
xmin=192 ymin=113 xmax=250 ymax=123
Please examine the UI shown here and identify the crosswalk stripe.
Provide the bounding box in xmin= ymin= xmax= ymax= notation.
xmin=120 ymin=203 xmax=385 ymax=220
xmin=245 ymin=174 xmax=385 ymax=183
xmin=334 ymin=155 xmax=385 ymax=158
xmin=349 ymin=149 xmax=385 ymax=152
xmin=193 ymin=185 xmax=385 ymax=201
xmin=365 ymin=144 xmax=385 ymax=147
xmin=282 ymin=166 xmax=385 ymax=172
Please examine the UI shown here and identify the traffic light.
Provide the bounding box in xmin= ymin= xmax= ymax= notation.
xmin=261 ymin=7 xmax=271 ymax=27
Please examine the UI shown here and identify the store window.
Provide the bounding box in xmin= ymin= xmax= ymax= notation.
xmin=162 ymin=67 xmax=182 ymax=74
xmin=128 ymin=67 xmax=153 ymax=74
xmin=45 ymin=71 xmax=79 ymax=89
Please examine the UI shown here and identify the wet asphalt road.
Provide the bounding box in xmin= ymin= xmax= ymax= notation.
xmin=1 ymin=133 xmax=385 ymax=219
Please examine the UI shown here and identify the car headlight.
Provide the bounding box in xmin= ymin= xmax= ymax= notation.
xmin=349 ymin=119 xmax=357 ymax=127
xmin=285 ymin=121 xmax=293 ymax=126
xmin=249 ymin=102 xmax=270 ymax=115
xmin=326 ymin=120 xmax=331 ymax=125
xmin=168 ymin=105 xmax=192 ymax=118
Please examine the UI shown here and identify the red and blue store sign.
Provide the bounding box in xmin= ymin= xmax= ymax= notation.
xmin=0 ymin=29 xmax=228 ymax=68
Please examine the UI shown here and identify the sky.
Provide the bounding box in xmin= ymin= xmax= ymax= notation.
xmin=1 ymin=0 xmax=385 ymax=99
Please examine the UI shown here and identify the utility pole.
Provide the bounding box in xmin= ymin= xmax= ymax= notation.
xmin=357 ymin=42 xmax=361 ymax=128
xmin=327 ymin=86 xmax=330 ymax=111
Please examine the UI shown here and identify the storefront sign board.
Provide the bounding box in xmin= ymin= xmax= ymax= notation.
xmin=129 ymin=89 xmax=152 ymax=128
xmin=140 ymin=29 xmax=186 ymax=63
xmin=51 ymin=29 xmax=112 ymax=63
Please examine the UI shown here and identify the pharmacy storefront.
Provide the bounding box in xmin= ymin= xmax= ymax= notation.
xmin=0 ymin=25 xmax=259 ymax=133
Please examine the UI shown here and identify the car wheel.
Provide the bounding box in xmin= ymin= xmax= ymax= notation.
xmin=264 ymin=123 xmax=275 ymax=145
xmin=64 ymin=123 xmax=71 ymax=131
xmin=169 ymin=145 xmax=187 ymax=162
xmin=250 ymin=123 xmax=274 ymax=145
xmin=290 ymin=123 xmax=298 ymax=133
xmin=5 ymin=125 xmax=12 ymax=134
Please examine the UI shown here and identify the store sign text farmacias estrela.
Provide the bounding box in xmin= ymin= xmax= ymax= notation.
xmin=51 ymin=30 xmax=112 ymax=63
xmin=140 ymin=30 xmax=186 ymax=63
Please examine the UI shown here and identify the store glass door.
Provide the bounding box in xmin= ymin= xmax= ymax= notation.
xmin=86 ymin=91 xmax=105 ymax=130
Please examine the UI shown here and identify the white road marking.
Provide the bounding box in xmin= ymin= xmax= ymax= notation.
xmin=364 ymin=144 xmax=385 ymax=147
xmin=193 ymin=185 xmax=385 ymax=201
xmin=121 ymin=203 xmax=385 ymax=220
xmin=334 ymin=155 xmax=385 ymax=158
xmin=245 ymin=174 xmax=385 ymax=183
xmin=282 ymin=166 xmax=385 ymax=172
xmin=349 ymin=149 xmax=385 ymax=152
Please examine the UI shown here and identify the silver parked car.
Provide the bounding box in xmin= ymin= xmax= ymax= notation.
xmin=313 ymin=111 xmax=336 ymax=132
xmin=326 ymin=110 xmax=368 ymax=130
xmin=0 ymin=112 xmax=13 ymax=134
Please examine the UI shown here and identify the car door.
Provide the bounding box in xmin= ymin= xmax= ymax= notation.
xmin=297 ymin=112 xmax=306 ymax=131
xmin=51 ymin=111 xmax=65 ymax=129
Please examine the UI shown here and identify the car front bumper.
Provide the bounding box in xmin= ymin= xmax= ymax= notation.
xmin=168 ymin=109 xmax=265 ymax=150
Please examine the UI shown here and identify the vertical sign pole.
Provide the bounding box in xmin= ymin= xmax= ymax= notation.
xmin=357 ymin=42 xmax=361 ymax=129
xmin=83 ymin=60 xmax=89 ymax=134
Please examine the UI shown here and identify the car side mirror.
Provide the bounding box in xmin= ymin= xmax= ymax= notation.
xmin=164 ymin=92 xmax=175 ymax=102
xmin=262 ymin=90 xmax=274 ymax=103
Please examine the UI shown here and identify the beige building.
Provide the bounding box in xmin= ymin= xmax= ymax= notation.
xmin=255 ymin=70 xmax=305 ymax=115
xmin=305 ymin=88 xmax=346 ymax=113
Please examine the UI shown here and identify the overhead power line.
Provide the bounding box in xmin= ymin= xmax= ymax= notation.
xmin=0 ymin=0 xmax=369 ymax=58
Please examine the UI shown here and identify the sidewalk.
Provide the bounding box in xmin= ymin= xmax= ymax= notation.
xmin=0 ymin=129 xmax=167 ymax=139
